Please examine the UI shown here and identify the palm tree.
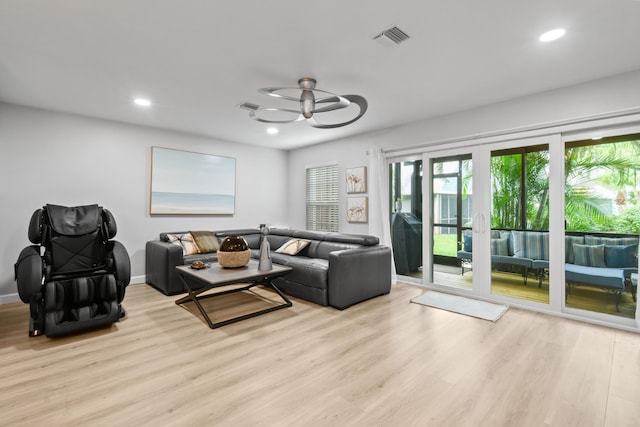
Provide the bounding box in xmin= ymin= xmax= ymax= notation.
xmin=490 ymin=139 xmax=640 ymax=233
xmin=565 ymin=141 xmax=638 ymax=232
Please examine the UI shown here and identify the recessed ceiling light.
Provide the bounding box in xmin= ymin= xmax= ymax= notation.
xmin=266 ymin=127 xmax=279 ymax=135
xmin=133 ymin=98 xmax=152 ymax=107
xmin=539 ymin=28 xmax=566 ymax=42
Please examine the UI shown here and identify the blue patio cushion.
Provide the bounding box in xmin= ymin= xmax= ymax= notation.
xmin=490 ymin=237 xmax=509 ymax=256
xmin=573 ymin=244 xmax=606 ymax=268
xmin=604 ymin=244 xmax=637 ymax=268
xmin=532 ymin=259 xmax=549 ymax=270
xmin=565 ymin=235 xmax=584 ymax=264
xmin=499 ymin=231 xmax=514 ymax=256
xmin=463 ymin=233 xmax=473 ymax=252
xmin=492 ymin=255 xmax=533 ymax=268
xmin=461 ymin=231 xmax=512 ymax=254
xmin=585 ymin=235 xmax=639 ymax=246
xmin=512 ymin=231 xmax=549 ymax=260
xmin=565 ymin=263 xmax=625 ymax=290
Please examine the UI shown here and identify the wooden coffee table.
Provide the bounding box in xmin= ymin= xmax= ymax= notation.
xmin=175 ymin=259 xmax=293 ymax=329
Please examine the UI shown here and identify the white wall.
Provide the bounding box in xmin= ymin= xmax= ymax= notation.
xmin=0 ymin=104 xmax=289 ymax=300
xmin=4 ymin=69 xmax=640 ymax=300
xmin=288 ymin=70 xmax=640 ymax=233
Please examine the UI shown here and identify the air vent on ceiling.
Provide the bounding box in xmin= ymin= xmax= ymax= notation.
xmin=373 ymin=26 xmax=410 ymax=45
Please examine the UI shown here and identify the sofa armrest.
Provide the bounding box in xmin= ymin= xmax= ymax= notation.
xmin=328 ymin=245 xmax=392 ymax=309
xmin=145 ymin=240 xmax=185 ymax=295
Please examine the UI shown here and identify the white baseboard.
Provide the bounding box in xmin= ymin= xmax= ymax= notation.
xmin=130 ymin=275 xmax=146 ymax=284
xmin=0 ymin=293 xmax=20 ymax=304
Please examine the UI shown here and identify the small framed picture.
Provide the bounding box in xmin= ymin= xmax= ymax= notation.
xmin=347 ymin=196 xmax=368 ymax=223
xmin=346 ymin=166 xmax=367 ymax=193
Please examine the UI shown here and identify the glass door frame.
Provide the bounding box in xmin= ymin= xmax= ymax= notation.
xmin=485 ymin=135 xmax=561 ymax=311
xmin=387 ymin=154 xmax=424 ymax=284
xmin=423 ymin=146 xmax=488 ymax=293
xmin=560 ymin=124 xmax=640 ymax=328
xmin=431 ymin=154 xmax=472 ymax=268
xmin=422 ymin=136 xmax=562 ymax=312
xmin=392 ymin=114 xmax=640 ymax=331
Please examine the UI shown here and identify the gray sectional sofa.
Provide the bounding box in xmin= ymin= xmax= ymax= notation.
xmin=145 ymin=228 xmax=392 ymax=309
xmin=457 ymin=230 xmax=638 ymax=309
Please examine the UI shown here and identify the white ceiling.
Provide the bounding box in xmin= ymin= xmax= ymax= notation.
xmin=1 ymin=0 xmax=640 ymax=150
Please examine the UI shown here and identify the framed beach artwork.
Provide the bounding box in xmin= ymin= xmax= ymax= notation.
xmin=346 ymin=166 xmax=367 ymax=193
xmin=346 ymin=196 xmax=368 ymax=223
xmin=150 ymin=146 xmax=236 ymax=215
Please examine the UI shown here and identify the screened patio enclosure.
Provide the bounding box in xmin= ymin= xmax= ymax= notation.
xmin=389 ymin=126 xmax=640 ymax=329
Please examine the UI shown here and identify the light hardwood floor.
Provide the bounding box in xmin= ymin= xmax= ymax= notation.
xmin=1 ymin=282 xmax=639 ymax=426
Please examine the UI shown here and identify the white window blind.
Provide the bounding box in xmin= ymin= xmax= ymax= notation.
xmin=306 ymin=164 xmax=339 ymax=232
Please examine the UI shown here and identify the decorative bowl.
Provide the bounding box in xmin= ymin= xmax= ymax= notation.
xmin=217 ymin=236 xmax=251 ymax=268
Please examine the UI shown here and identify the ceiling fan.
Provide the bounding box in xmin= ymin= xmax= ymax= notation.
xmin=238 ymin=78 xmax=368 ymax=129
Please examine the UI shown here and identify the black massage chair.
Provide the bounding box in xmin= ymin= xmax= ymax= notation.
xmin=15 ymin=204 xmax=130 ymax=337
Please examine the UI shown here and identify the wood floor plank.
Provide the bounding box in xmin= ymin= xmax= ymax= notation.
xmin=0 ymin=282 xmax=639 ymax=426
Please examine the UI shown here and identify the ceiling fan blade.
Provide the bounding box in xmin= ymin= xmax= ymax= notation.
xmin=249 ymin=108 xmax=304 ymax=124
xmin=259 ymin=87 xmax=302 ymax=102
xmin=306 ymin=95 xmax=368 ymax=129
xmin=313 ymin=95 xmax=351 ymax=113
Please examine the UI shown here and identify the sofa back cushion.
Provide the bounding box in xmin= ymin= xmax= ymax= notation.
xmin=565 ymin=235 xmax=585 ymax=264
xmin=166 ymin=233 xmax=199 ymax=255
xmin=511 ymin=231 xmax=549 ymax=260
xmin=275 ymin=238 xmax=311 ymax=255
xmin=190 ymin=230 xmax=219 ymax=253
xmin=604 ymin=244 xmax=638 ymax=268
xmin=491 ymin=237 xmax=509 ymax=256
xmin=324 ymin=232 xmax=379 ymax=246
xmin=573 ymin=244 xmax=607 ymax=268
xmin=463 ymin=230 xmax=473 ymax=252
xmin=307 ymin=241 xmax=360 ymax=259
xmin=585 ymin=235 xmax=639 ymax=246
xmin=266 ymin=234 xmax=292 ymax=250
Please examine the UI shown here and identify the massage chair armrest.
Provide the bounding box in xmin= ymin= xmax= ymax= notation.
xmin=15 ymin=245 xmax=44 ymax=303
xmin=328 ymin=245 xmax=392 ymax=309
xmin=107 ymin=240 xmax=131 ymax=293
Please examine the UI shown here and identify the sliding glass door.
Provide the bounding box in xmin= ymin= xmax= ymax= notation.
xmin=563 ymin=133 xmax=640 ymax=319
xmin=392 ymin=119 xmax=640 ymax=329
xmin=490 ymin=144 xmax=550 ymax=304
xmin=431 ymin=155 xmax=473 ymax=289
xmin=389 ymin=158 xmax=423 ymax=280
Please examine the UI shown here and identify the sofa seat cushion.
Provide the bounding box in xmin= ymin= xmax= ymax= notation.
xmin=565 ymin=263 xmax=625 ymax=290
xmin=532 ymin=260 xmax=549 ymax=270
xmin=269 ymin=253 xmax=328 ymax=290
xmin=492 ymin=255 xmax=533 ymax=268
xmin=183 ymin=253 xmax=218 ymax=264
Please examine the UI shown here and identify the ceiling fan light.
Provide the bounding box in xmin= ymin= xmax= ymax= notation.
xmin=300 ymin=89 xmax=315 ymax=119
xmin=539 ymin=28 xmax=565 ymax=42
